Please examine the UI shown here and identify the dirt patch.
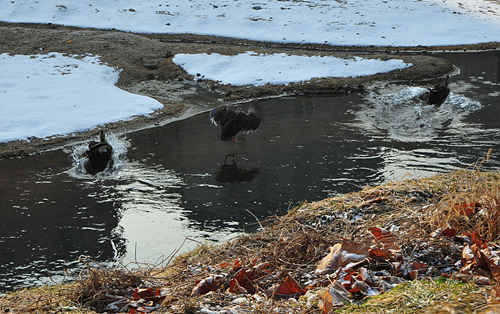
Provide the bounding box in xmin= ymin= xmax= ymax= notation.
xmin=1 ymin=22 xmax=496 ymax=158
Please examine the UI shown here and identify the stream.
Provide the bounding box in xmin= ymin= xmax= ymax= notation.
xmin=0 ymin=51 xmax=499 ymax=291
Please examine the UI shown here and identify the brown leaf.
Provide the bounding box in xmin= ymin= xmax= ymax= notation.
xmin=229 ymin=268 xmax=255 ymax=294
xmin=470 ymin=231 xmax=487 ymax=249
xmin=491 ymin=286 xmax=500 ymax=298
xmin=482 ymin=250 xmax=500 ymax=282
xmin=319 ymin=290 xmax=334 ymax=314
xmin=471 ymin=244 xmax=490 ymax=269
xmin=191 ymin=275 xmax=219 ymax=296
xmin=319 ymin=280 xmax=352 ymax=313
xmin=316 ymin=241 xmax=369 ymax=275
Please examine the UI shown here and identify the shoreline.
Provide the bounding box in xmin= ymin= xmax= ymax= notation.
xmin=0 ymin=22 xmax=500 ymax=159
xmin=1 ymin=22 xmax=492 ymax=158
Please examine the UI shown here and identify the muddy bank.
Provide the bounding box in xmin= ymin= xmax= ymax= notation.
xmin=1 ymin=22 xmax=489 ymax=158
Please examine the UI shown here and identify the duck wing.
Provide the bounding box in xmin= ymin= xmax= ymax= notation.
xmin=235 ymin=112 xmax=261 ymax=134
xmin=210 ymin=107 xmax=236 ymax=127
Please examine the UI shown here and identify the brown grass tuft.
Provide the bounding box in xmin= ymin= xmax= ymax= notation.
xmin=427 ymin=169 xmax=500 ymax=241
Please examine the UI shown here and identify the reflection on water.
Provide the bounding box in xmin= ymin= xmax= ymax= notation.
xmin=0 ymin=51 xmax=499 ymax=291
xmin=214 ymin=154 xmax=260 ymax=183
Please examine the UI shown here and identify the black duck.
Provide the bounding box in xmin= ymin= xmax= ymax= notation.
xmin=428 ymin=76 xmax=451 ymax=106
xmin=210 ymin=106 xmax=261 ymax=142
xmin=85 ymin=130 xmax=113 ymax=174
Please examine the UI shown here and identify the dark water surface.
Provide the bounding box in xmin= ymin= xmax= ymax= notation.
xmin=1 ymin=51 xmax=499 ymax=291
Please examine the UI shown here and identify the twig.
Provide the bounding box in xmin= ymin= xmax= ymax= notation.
xmin=245 ymin=208 xmax=264 ymax=229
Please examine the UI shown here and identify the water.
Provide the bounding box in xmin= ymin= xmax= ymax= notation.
xmin=1 ymin=51 xmax=499 ymax=291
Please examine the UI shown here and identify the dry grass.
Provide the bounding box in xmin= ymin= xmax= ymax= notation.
xmin=3 ymin=167 xmax=500 ymax=313
xmin=428 ymin=169 xmax=500 ymax=241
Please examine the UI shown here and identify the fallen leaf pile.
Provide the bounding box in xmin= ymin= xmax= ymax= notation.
xmin=68 ymin=169 xmax=500 ymax=313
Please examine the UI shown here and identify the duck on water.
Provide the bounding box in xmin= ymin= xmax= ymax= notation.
xmin=210 ymin=106 xmax=262 ymax=142
xmin=85 ymin=130 xmax=113 ymax=174
xmin=428 ymin=76 xmax=451 ymax=106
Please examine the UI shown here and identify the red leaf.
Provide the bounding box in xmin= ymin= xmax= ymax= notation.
xmin=370 ymin=227 xmax=397 ymax=244
xmin=347 ymin=287 xmax=364 ymax=300
xmin=454 ymin=202 xmax=480 ymax=217
xmin=233 ymin=260 xmax=243 ymax=271
xmin=470 ymin=231 xmax=487 ymax=249
xmin=275 ymin=275 xmax=305 ymax=296
xmin=411 ymin=261 xmax=428 ymax=272
xmin=342 ymin=269 xmax=354 ymax=282
xmin=441 ymin=228 xmax=457 ymax=238
xmin=191 ymin=276 xmax=219 ymax=296
xmin=229 ymin=268 xmax=256 ymax=294
xmin=228 ymin=262 xmax=270 ymax=294
xmin=133 ymin=288 xmax=156 ymax=301
xmin=369 ymin=247 xmax=390 ymax=258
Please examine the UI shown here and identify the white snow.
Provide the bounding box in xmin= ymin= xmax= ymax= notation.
xmin=172 ymin=52 xmax=411 ymax=86
xmin=1 ymin=0 xmax=499 ymax=142
xmin=0 ymin=53 xmax=163 ymax=142
xmin=1 ymin=0 xmax=499 ymax=46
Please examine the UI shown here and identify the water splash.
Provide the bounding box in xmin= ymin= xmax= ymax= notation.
xmin=357 ymin=84 xmax=482 ymax=141
xmin=68 ymin=132 xmax=129 ymax=178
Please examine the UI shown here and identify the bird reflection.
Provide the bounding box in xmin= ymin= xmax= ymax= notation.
xmin=214 ymin=153 xmax=259 ymax=183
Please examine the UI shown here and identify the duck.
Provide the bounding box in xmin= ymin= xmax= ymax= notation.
xmin=85 ymin=130 xmax=113 ymax=174
xmin=210 ymin=106 xmax=261 ymax=142
xmin=428 ymin=76 xmax=451 ymax=106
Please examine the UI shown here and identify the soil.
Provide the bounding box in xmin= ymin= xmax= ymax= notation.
xmin=1 ymin=22 xmax=498 ymax=159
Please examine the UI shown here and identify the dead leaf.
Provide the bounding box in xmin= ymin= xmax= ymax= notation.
xmin=191 ymin=275 xmax=220 ymax=296
xmin=441 ymin=228 xmax=457 ymax=237
xmin=229 ymin=268 xmax=256 ymax=294
xmin=133 ymin=288 xmax=157 ymax=301
xmin=357 ymin=267 xmax=373 ymax=286
xmin=316 ymin=241 xmax=369 ymax=275
xmin=471 ymin=244 xmax=490 ymax=269
xmin=268 ymin=275 xmax=306 ymax=300
xmin=462 ymin=244 xmax=475 ymax=262
xmin=369 ymin=247 xmax=390 ymax=259
xmin=470 ymin=231 xmax=487 ymax=249
xmin=319 ymin=280 xmax=352 ymax=313
xmin=370 ymin=227 xmax=397 ymax=244
xmin=319 ymin=290 xmax=334 ymax=314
